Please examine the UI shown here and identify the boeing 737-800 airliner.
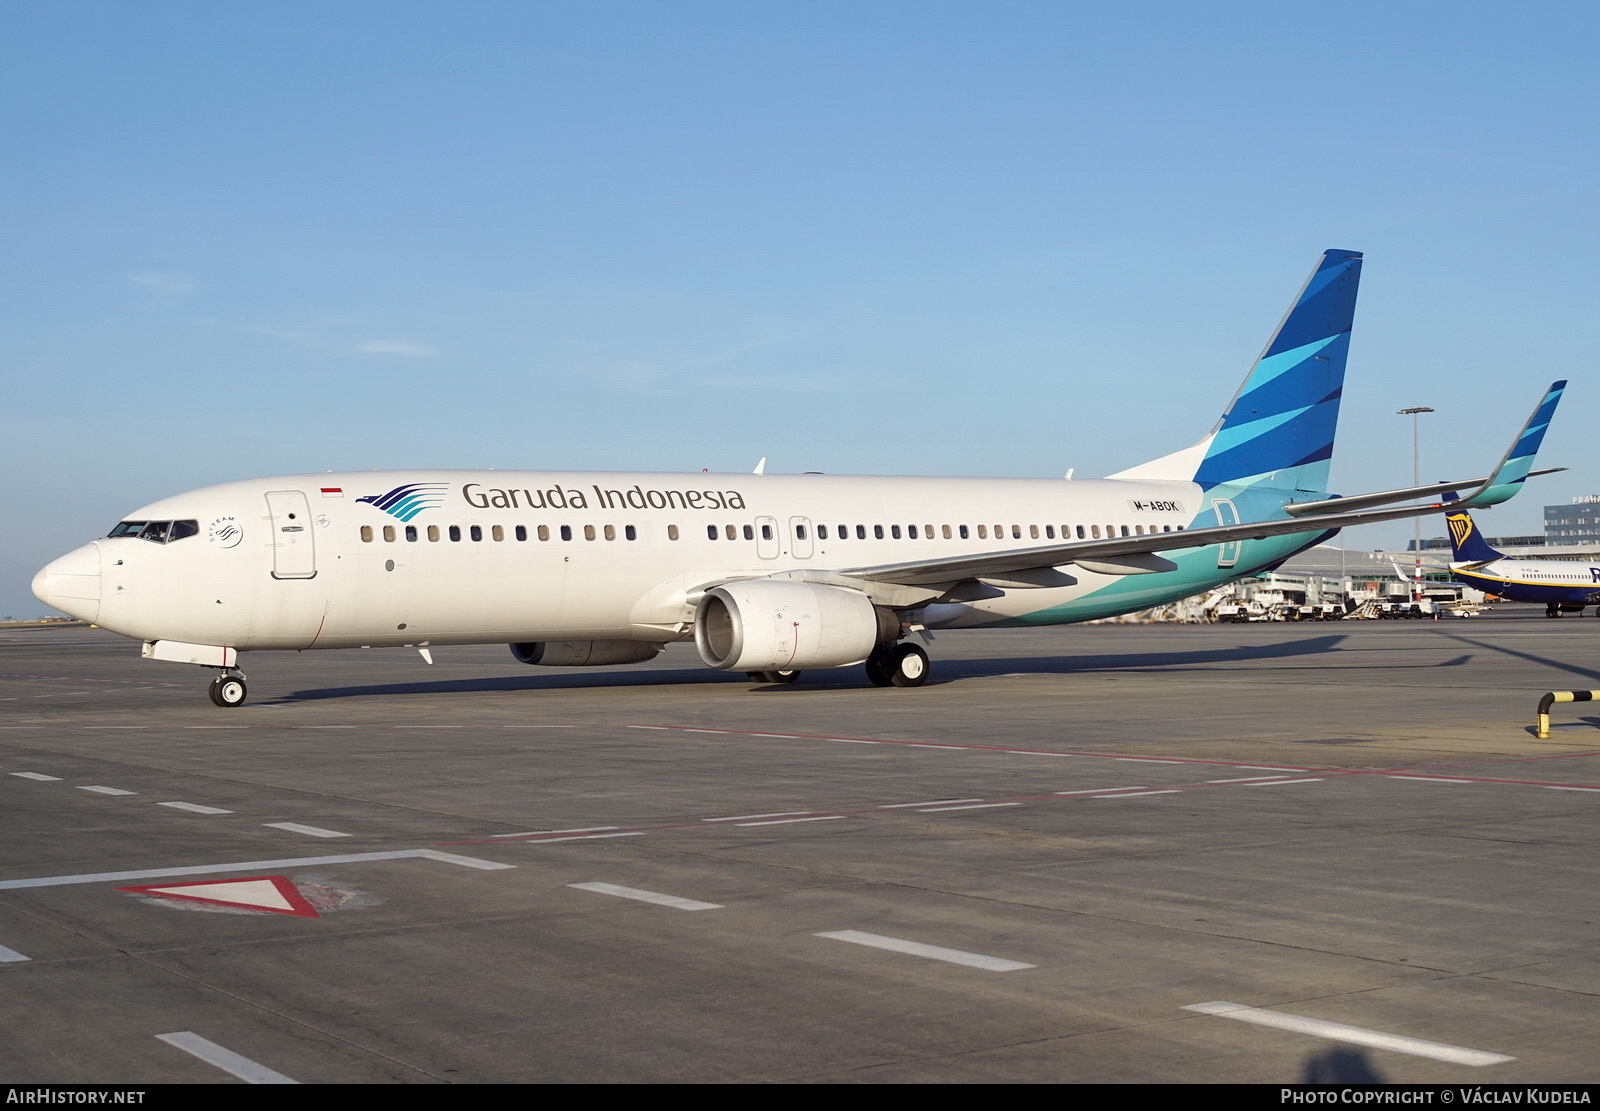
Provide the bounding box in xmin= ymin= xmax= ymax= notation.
xmin=32 ymin=250 xmax=1566 ymax=706
xmin=1442 ymin=498 xmax=1599 ymax=617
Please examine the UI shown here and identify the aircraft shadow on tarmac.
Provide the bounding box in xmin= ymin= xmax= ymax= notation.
xmin=275 ymin=633 xmax=1465 ymax=703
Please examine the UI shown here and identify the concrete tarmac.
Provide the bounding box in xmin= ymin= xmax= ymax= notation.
xmin=2 ymin=612 xmax=1598 ymax=1084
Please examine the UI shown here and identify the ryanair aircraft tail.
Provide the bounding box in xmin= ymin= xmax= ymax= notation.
xmin=1442 ymin=496 xmax=1505 ymax=564
xmin=1110 ymin=249 xmax=1362 ymax=498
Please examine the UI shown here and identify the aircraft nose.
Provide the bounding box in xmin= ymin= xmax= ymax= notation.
xmin=32 ymin=544 xmax=101 ymax=623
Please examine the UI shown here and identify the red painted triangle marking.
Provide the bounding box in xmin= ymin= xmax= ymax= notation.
xmin=115 ymin=875 xmax=320 ymax=917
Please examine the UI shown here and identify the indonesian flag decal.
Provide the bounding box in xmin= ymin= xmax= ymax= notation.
xmin=321 ymin=487 xmax=344 ymax=498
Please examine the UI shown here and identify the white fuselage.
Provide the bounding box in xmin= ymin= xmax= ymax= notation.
xmin=39 ymin=469 xmax=1215 ymax=652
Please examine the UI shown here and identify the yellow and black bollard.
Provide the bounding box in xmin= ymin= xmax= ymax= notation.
xmin=1536 ymin=690 xmax=1596 ymax=739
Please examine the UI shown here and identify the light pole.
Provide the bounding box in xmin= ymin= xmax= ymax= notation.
xmin=1398 ymin=406 xmax=1435 ymax=602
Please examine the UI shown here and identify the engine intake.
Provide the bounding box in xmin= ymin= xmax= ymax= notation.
xmin=510 ymin=641 xmax=661 ymax=666
xmin=694 ymin=579 xmax=896 ymax=671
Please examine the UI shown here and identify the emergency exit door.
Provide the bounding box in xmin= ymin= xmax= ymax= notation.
xmin=265 ymin=490 xmax=317 ymax=579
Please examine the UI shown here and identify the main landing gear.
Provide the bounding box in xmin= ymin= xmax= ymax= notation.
xmin=865 ymin=642 xmax=929 ymax=688
xmin=747 ymin=669 xmax=801 ymax=684
xmin=207 ymin=672 xmax=248 ymax=707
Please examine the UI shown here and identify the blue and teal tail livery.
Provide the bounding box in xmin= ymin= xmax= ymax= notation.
xmin=1192 ymin=249 xmax=1362 ymax=494
xmin=1456 ymin=381 xmax=1566 ymax=509
xmin=1441 ymin=497 xmax=1505 ymax=564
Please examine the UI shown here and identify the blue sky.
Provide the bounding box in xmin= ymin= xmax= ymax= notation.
xmin=5 ymin=1 xmax=1599 ymax=615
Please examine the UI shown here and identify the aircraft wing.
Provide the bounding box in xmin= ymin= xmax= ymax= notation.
xmin=1283 ymin=381 xmax=1566 ymax=517
xmin=842 ymin=383 xmax=1565 ymax=589
xmin=841 ymin=498 xmax=1503 ymax=587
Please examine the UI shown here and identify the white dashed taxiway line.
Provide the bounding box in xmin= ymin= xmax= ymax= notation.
xmin=568 ymin=882 xmax=723 ymax=911
xmin=816 ymin=930 xmax=1034 ymax=972
xmin=10 ymin=772 xmax=61 ymax=781
xmin=264 ymin=822 xmax=350 ymax=839
xmin=1181 ymin=1001 xmax=1514 ymax=1066
xmin=160 ymin=802 xmax=233 ymax=815
xmin=155 ymin=1032 xmax=298 ymax=1085
xmin=915 ymin=802 xmax=1022 ymax=812
xmin=78 ymin=786 xmax=136 ymax=796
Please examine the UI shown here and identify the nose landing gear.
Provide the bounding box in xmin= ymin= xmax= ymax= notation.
xmin=207 ymin=672 xmax=248 ymax=707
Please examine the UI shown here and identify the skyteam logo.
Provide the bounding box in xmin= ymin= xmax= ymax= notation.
xmin=357 ymin=483 xmax=449 ymax=522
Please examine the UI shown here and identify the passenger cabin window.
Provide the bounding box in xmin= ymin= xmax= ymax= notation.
xmin=1091 ymin=525 xmax=1101 ymax=539
xmin=943 ymin=525 xmax=952 ymax=539
xmin=625 ymin=525 xmax=637 ymax=540
xmin=977 ymin=525 xmax=987 ymax=539
xmin=603 ymin=525 xmax=615 ymax=541
xmin=384 ymin=525 xmax=396 ymax=542
xmin=725 ymin=524 xmax=736 ymax=540
xmin=959 ymin=525 xmax=969 ymax=539
xmin=762 ymin=524 xmax=774 ymax=540
xmin=1012 ymin=525 xmax=1022 ymax=539
xmin=405 ymin=525 xmax=418 ymax=542
xmin=856 ymin=525 xmax=866 ymax=539
xmin=891 ymin=525 xmax=901 ymax=539
xmin=1045 ymin=525 xmax=1055 ymax=539
xmin=493 ymin=525 xmax=505 ymax=541
xmin=450 ymin=526 xmax=462 ymax=542
xmin=561 ymin=525 xmax=572 ymax=541
xmin=707 ymin=524 xmax=718 ymax=540
xmin=817 ymin=525 xmax=828 ymax=539
xmin=1076 ymin=526 xmax=1085 ymax=538
xmin=796 ymin=524 xmax=808 ymax=540
xmin=471 ymin=525 xmax=483 ymax=542
xmin=428 ymin=525 xmax=440 ymax=542
xmin=1030 ymin=525 xmax=1040 ymax=539
xmin=667 ymin=525 xmax=679 ymax=540
xmin=515 ymin=525 xmax=527 ymax=541
xmin=360 ymin=525 xmax=374 ymax=542
xmin=585 ymin=524 xmax=596 ymax=541
xmin=874 ymin=525 xmax=884 ymax=539
xmin=743 ymin=524 xmax=754 ymax=540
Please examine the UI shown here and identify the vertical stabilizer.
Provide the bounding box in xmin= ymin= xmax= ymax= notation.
xmin=1443 ymin=500 xmax=1505 ymax=565
xmin=1191 ymin=249 xmax=1363 ymax=494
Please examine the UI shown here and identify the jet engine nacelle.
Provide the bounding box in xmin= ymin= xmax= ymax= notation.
xmin=509 ymin=640 xmax=662 ymax=666
xmin=694 ymin=579 xmax=896 ymax=671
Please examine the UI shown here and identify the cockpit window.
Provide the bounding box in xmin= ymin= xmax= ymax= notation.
xmin=107 ymin=519 xmax=199 ymax=544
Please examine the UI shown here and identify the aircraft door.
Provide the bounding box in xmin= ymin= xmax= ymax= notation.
xmin=755 ymin=516 xmax=780 ymax=559
xmin=1212 ymin=498 xmax=1240 ymax=568
xmin=790 ymin=516 xmax=814 ymax=559
xmin=265 ymin=490 xmax=317 ymax=579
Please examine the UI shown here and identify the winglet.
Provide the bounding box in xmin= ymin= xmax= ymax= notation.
xmin=1455 ymin=381 xmax=1566 ymax=509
